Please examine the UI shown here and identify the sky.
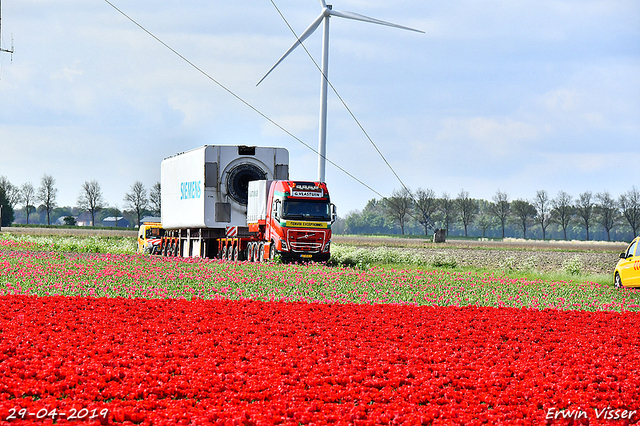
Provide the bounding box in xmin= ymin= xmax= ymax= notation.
xmin=0 ymin=0 xmax=639 ymax=216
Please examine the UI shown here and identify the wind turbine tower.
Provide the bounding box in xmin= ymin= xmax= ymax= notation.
xmin=258 ymin=0 xmax=423 ymax=182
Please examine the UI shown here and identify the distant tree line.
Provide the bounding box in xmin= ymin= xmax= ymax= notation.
xmin=0 ymin=175 xmax=161 ymax=228
xmin=3 ymin=173 xmax=639 ymax=242
xmin=344 ymin=187 xmax=640 ymax=242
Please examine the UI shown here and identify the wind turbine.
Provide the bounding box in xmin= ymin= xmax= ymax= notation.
xmin=257 ymin=0 xmax=423 ymax=183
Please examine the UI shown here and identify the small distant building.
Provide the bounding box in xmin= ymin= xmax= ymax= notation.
xmin=76 ymin=212 xmax=94 ymax=227
xmin=102 ymin=217 xmax=130 ymax=228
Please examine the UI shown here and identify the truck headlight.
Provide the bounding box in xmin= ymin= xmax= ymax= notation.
xmin=280 ymin=241 xmax=288 ymax=251
xmin=323 ymin=242 xmax=330 ymax=253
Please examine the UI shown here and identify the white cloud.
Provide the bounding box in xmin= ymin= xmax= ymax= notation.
xmin=261 ymin=114 xmax=317 ymax=138
xmin=50 ymin=62 xmax=83 ymax=82
xmin=0 ymin=0 xmax=638 ymax=215
xmin=542 ymin=88 xmax=579 ymax=112
xmin=436 ymin=117 xmax=539 ymax=157
xmin=538 ymin=151 xmax=630 ymax=175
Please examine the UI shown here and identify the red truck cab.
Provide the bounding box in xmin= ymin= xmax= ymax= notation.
xmin=248 ymin=180 xmax=335 ymax=262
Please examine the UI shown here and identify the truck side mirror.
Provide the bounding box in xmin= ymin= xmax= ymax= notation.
xmin=273 ymin=200 xmax=281 ymax=221
xmin=331 ymin=203 xmax=337 ymax=224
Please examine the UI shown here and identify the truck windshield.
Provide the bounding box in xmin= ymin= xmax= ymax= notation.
xmin=282 ymin=200 xmax=330 ymax=220
xmin=146 ymin=228 xmax=165 ymax=238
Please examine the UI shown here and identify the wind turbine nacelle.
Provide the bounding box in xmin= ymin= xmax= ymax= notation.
xmin=161 ymin=145 xmax=289 ymax=229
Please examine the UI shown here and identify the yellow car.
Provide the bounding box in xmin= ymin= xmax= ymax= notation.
xmin=614 ymin=236 xmax=640 ymax=288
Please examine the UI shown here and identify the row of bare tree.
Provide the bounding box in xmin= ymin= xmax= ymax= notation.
xmin=0 ymin=175 xmax=160 ymax=227
xmin=378 ymin=186 xmax=640 ymax=241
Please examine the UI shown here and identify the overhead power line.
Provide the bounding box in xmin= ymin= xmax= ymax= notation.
xmin=103 ymin=0 xmax=385 ymax=199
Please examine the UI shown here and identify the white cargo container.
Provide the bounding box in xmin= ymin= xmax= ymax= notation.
xmin=161 ymin=145 xmax=289 ymax=230
xmin=247 ymin=180 xmax=269 ymax=225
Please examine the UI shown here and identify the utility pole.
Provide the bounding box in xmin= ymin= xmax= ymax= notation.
xmin=0 ymin=0 xmax=14 ymax=57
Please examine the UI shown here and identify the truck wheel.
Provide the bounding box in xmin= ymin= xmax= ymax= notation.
xmin=269 ymin=241 xmax=275 ymax=261
xmin=258 ymin=242 xmax=265 ymax=262
xmin=247 ymin=243 xmax=254 ymax=262
xmin=252 ymin=243 xmax=259 ymax=262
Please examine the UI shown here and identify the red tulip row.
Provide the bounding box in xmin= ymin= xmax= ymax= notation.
xmin=0 ymin=296 xmax=638 ymax=425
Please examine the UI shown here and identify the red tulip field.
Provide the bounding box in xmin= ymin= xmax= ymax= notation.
xmin=1 ymin=245 xmax=639 ymax=425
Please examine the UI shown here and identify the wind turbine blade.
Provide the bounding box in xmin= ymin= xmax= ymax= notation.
xmin=257 ymin=12 xmax=325 ymax=86
xmin=318 ymin=0 xmax=327 ymax=7
xmin=329 ymin=9 xmax=424 ymax=33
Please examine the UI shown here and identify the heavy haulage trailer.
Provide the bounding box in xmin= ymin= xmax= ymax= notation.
xmin=158 ymin=145 xmax=336 ymax=262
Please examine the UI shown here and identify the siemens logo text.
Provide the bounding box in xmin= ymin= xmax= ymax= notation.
xmin=180 ymin=181 xmax=202 ymax=200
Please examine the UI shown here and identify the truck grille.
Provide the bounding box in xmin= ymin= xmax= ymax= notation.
xmin=287 ymin=230 xmax=325 ymax=252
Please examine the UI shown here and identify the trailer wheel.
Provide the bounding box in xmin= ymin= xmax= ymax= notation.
xmin=252 ymin=243 xmax=259 ymax=263
xmin=173 ymin=242 xmax=179 ymax=257
xmin=258 ymin=242 xmax=265 ymax=262
xmin=233 ymin=245 xmax=239 ymax=262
